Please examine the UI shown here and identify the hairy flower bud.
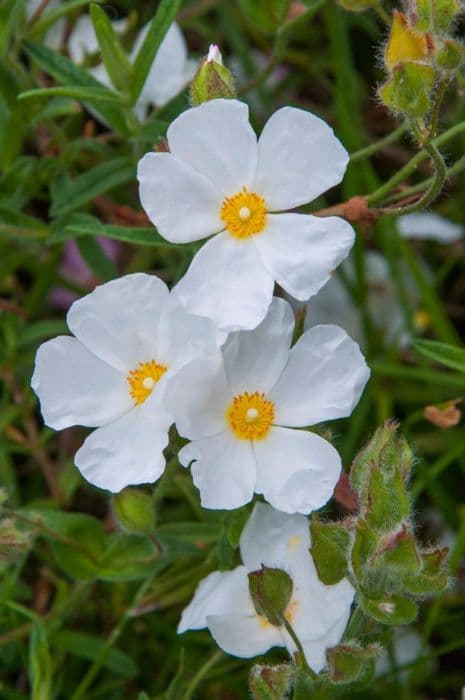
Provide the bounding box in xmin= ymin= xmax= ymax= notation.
xmin=409 ymin=0 xmax=462 ymax=34
xmin=327 ymin=642 xmax=379 ymax=684
xmin=248 ymin=566 xmax=293 ymax=627
xmin=190 ymin=44 xmax=236 ymax=105
xmin=112 ymin=488 xmax=155 ymax=534
xmin=385 ymin=11 xmax=430 ymax=71
xmin=249 ymin=664 xmax=293 ymax=699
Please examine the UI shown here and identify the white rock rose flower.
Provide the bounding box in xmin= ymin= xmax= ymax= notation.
xmin=166 ymin=297 xmax=370 ymax=513
xmin=178 ymin=503 xmax=355 ymax=672
xmin=31 ymin=273 xmax=219 ymax=492
xmin=397 ymin=212 xmax=464 ymax=243
xmin=137 ymin=98 xmax=355 ymax=332
xmin=68 ymin=19 xmax=195 ymax=120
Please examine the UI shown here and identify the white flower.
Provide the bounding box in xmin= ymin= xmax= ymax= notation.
xmin=137 ymin=99 xmax=355 ymax=332
xmin=397 ymin=212 xmax=463 ymax=243
xmin=178 ymin=503 xmax=355 ymax=672
xmin=31 ymin=274 xmax=219 ymax=492
xmin=166 ymin=297 xmax=369 ymax=513
xmin=68 ymin=19 xmax=195 ymax=120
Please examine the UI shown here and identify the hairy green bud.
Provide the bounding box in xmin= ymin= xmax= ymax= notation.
xmin=112 ymin=488 xmax=155 ymax=534
xmin=190 ymin=45 xmax=236 ymax=106
xmin=248 ymin=566 xmax=293 ymax=627
xmin=327 ymin=642 xmax=379 ymax=684
xmin=249 ymin=664 xmax=293 ymax=699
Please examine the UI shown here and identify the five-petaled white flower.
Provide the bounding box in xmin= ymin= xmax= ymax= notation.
xmin=137 ymin=99 xmax=355 ymax=332
xmin=178 ymin=503 xmax=355 ymax=672
xmin=31 ymin=274 xmax=218 ymax=492
xmin=68 ymin=19 xmax=195 ymax=121
xmin=166 ymin=297 xmax=370 ymax=513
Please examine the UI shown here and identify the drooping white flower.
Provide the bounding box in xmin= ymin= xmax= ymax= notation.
xmin=178 ymin=503 xmax=355 ymax=672
xmin=31 ymin=274 xmax=219 ymax=492
xmin=397 ymin=212 xmax=463 ymax=243
xmin=166 ymin=297 xmax=369 ymax=513
xmin=68 ymin=19 xmax=196 ymax=120
xmin=138 ymin=99 xmax=355 ymax=332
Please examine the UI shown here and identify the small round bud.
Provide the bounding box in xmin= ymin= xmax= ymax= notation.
xmin=112 ymin=488 xmax=155 ymax=534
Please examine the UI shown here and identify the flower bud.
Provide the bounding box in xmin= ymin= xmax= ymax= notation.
xmin=327 ymin=642 xmax=379 ymax=684
xmin=410 ymin=0 xmax=462 ymax=34
xmin=190 ymin=44 xmax=236 ymax=106
xmin=249 ymin=664 xmax=293 ymax=699
xmin=385 ymin=11 xmax=429 ymax=72
xmin=248 ymin=566 xmax=293 ymax=627
xmin=359 ymin=593 xmax=418 ymax=625
xmin=112 ymin=487 xmax=155 ymax=534
xmin=434 ymin=38 xmax=464 ymax=71
xmin=310 ymin=517 xmax=350 ymax=585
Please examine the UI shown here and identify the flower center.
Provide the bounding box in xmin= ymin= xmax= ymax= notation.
xmin=127 ymin=360 xmax=168 ymax=406
xmin=220 ymin=187 xmax=267 ymax=239
xmin=226 ymin=391 xmax=275 ymax=440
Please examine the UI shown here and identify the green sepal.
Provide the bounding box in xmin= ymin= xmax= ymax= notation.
xmin=351 ymin=519 xmax=379 ymax=589
xmin=248 ymin=566 xmax=293 ymax=627
xmin=375 ymin=525 xmax=421 ymax=574
xmin=112 ymin=488 xmax=155 ymax=534
xmin=350 ymin=421 xmax=398 ymax=499
xmin=402 ymin=546 xmax=449 ymax=594
xmin=310 ymin=516 xmax=351 ymax=585
xmin=326 ymin=641 xmax=379 ymax=684
xmin=365 ymin=465 xmax=410 ymax=532
xmin=379 ymin=61 xmax=436 ymax=118
xmin=249 ymin=664 xmax=294 ymax=699
xmin=359 ymin=593 xmax=418 ymax=625
xmin=411 ymin=0 xmax=461 ymax=34
xmin=190 ymin=57 xmax=235 ymax=105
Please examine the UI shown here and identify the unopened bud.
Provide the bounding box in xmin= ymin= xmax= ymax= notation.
xmin=249 ymin=664 xmax=293 ymax=699
xmin=327 ymin=642 xmax=379 ymax=684
xmin=379 ymin=61 xmax=435 ymax=118
xmin=434 ymin=38 xmax=464 ymax=71
xmin=248 ymin=566 xmax=293 ymax=627
xmin=112 ymin=488 xmax=155 ymax=534
xmin=385 ymin=11 xmax=430 ymax=72
xmin=190 ymin=44 xmax=236 ymax=106
xmin=410 ymin=0 xmax=462 ymax=34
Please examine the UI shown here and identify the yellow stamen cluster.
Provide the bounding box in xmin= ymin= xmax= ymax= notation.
xmin=127 ymin=360 xmax=168 ymax=406
xmin=226 ymin=391 xmax=275 ymax=440
xmin=220 ymin=187 xmax=267 ymax=239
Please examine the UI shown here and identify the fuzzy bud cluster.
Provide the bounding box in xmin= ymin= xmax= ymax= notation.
xmin=379 ymin=3 xmax=463 ymax=119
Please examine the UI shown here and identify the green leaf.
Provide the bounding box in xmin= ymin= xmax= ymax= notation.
xmin=310 ymin=517 xmax=350 ymax=585
xmin=130 ymin=0 xmax=184 ymax=105
xmin=23 ymin=40 xmax=129 ymax=135
xmin=0 ymin=0 xmax=25 ymax=55
xmin=98 ymin=533 xmax=160 ymax=581
xmin=28 ymin=0 xmax=104 ymax=38
xmin=90 ymin=4 xmax=131 ymax=92
xmin=50 ymin=157 xmax=134 ymax=217
xmin=18 ymin=85 xmax=122 ymax=104
xmin=0 ymin=207 xmax=48 ymax=241
xmin=19 ymin=320 xmax=68 ymax=346
xmin=76 ymin=236 xmax=118 ymax=282
xmin=52 ymin=630 xmax=138 ymax=677
xmin=414 ymin=339 xmax=465 ymax=374
xmin=237 ymin=0 xmax=291 ymax=31
xmin=50 ymin=213 xmax=168 ymax=248
xmin=29 ymin=623 xmax=53 ymax=700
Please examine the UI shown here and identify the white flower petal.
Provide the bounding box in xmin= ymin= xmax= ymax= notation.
xmin=135 ymin=23 xmax=191 ymax=109
xmin=240 ymin=502 xmax=310 ymax=573
xmin=254 ymin=427 xmax=341 ymax=514
xmin=67 ymin=273 xmax=169 ymax=373
xmin=157 ymin=308 xmax=221 ymax=374
xmin=304 ymin=272 xmax=364 ymax=347
xmin=137 ymin=153 xmax=222 ymax=243
xmin=178 ymin=566 xmax=250 ymax=632
xmin=31 ymin=336 xmax=130 ymax=430
xmin=223 ymin=297 xmax=294 ymax=395
xmin=172 ymin=232 xmax=275 ymax=332
xmin=179 ymin=431 xmax=257 ymax=510
xmin=166 ymin=353 xmax=230 ymax=440
xmin=75 ymin=405 xmax=170 ymax=492
xmin=254 ymin=107 xmax=349 ymax=210
xmin=167 ymin=99 xmax=258 ymax=197
xmin=397 ymin=212 xmax=463 ymax=243
xmin=208 ymin=612 xmax=283 ymax=659
xmin=254 ymin=214 xmax=355 ymax=301
xmin=270 ymin=325 xmax=370 ymax=426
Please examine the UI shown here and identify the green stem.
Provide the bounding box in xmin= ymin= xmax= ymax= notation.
xmin=428 ymin=78 xmax=450 ymax=140
xmin=182 ymin=650 xmax=224 ymax=700
xmin=350 ymin=123 xmax=407 ymax=162
xmin=384 ymin=151 xmax=465 ymax=204
xmin=283 ymin=618 xmax=318 ymax=680
xmin=377 ymin=141 xmax=447 ymax=215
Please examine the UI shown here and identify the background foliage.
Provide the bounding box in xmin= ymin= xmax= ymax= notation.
xmin=0 ymin=0 xmax=464 ymax=698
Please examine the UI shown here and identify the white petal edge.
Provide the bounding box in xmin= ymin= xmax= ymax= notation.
xmin=31 ymin=336 xmax=130 ymax=430
xmin=254 ymin=213 xmax=355 ymax=302
xmin=208 ymin=612 xmax=284 ymax=659
xmin=254 ymin=106 xmax=349 ymax=211
xmin=254 ymin=427 xmax=341 ymax=515
xmin=270 ymin=324 xmax=370 ymax=427
xmin=397 ymin=212 xmax=464 ymax=243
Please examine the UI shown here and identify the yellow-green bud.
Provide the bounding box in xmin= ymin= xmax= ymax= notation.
xmin=112 ymin=488 xmax=155 ymax=534
xmin=379 ymin=61 xmax=435 ymax=119
xmin=248 ymin=566 xmax=293 ymax=627
xmin=190 ymin=44 xmax=236 ymax=106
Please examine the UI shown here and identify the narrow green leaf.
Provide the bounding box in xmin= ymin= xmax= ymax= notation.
xmin=90 ymin=3 xmax=131 ymax=92
xmin=29 ymin=623 xmax=53 ymax=700
xmin=52 ymin=630 xmax=138 ymax=677
xmin=50 ymin=158 xmax=134 ymax=216
xmin=50 ymin=213 xmax=169 ymax=248
xmin=414 ymin=339 xmax=465 ymax=374
xmin=0 ymin=207 xmax=48 ymax=241
xmin=23 ymin=40 xmax=129 ymax=135
xmin=0 ymin=0 xmax=25 ymax=55
xmin=19 ymin=85 xmax=122 ymax=104
xmin=20 ymin=320 xmax=68 ymax=346
xmin=130 ymin=0 xmax=184 ymax=104
xmin=29 ymin=0 xmax=103 ymax=37
xmin=76 ymin=237 xmax=117 ymax=282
